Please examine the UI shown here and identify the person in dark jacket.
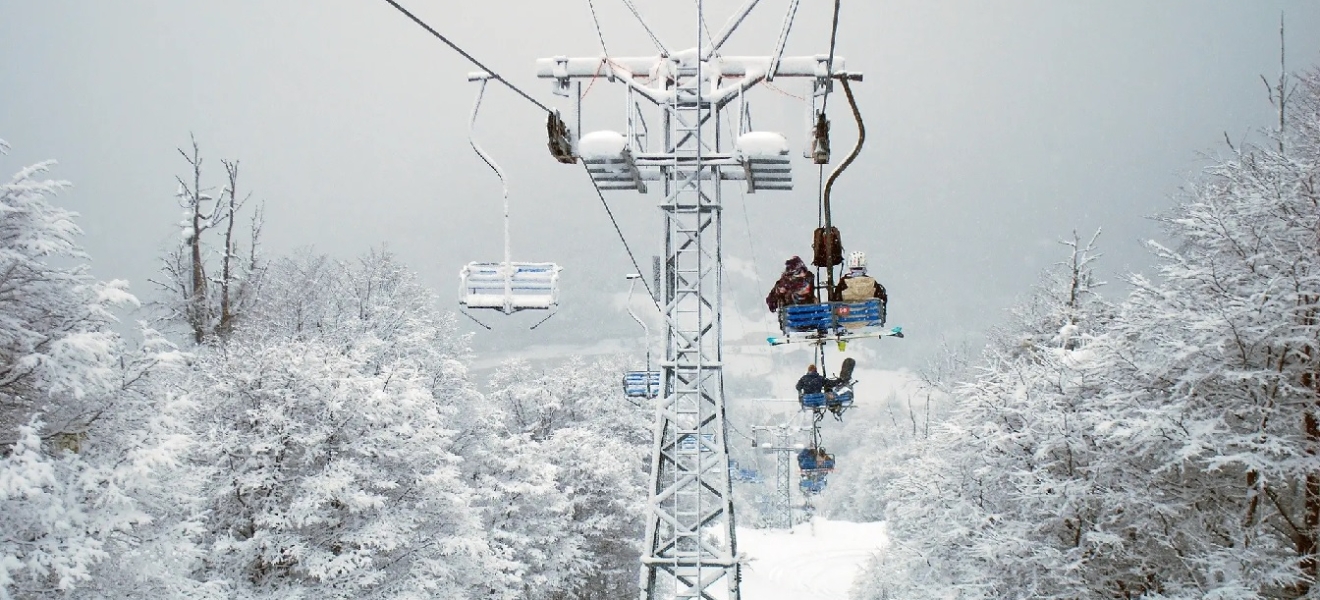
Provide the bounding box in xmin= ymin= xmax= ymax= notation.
xmin=795 ymin=364 xmax=825 ymax=396
xmin=766 ymin=256 xmax=816 ymax=312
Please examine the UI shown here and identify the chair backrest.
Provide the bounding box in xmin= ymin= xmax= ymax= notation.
xmin=800 ymin=475 xmax=827 ymax=494
xmin=783 ymin=303 xmax=834 ymax=331
xmin=781 ymin=299 xmax=885 ymax=332
xmin=460 ymin=261 xmax=561 ymax=313
xmin=801 ymin=392 xmax=826 ymax=408
xmin=623 ymin=370 xmax=662 ymax=398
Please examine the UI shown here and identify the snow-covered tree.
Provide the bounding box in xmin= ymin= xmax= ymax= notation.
xmin=0 ymin=142 xmax=135 ymax=438
xmin=483 ymin=356 xmax=649 ymax=599
xmin=0 ymin=142 xmax=194 ymax=599
xmin=1081 ymin=66 xmax=1320 ymax=598
xmin=153 ymin=136 xmax=264 ymax=344
xmin=857 ymin=232 xmax=1120 ymax=599
xmin=176 ymin=249 xmax=495 ymax=598
xmin=186 ymin=336 xmax=489 ymax=599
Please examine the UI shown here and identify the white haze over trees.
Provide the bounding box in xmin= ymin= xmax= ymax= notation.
xmin=5 ymin=52 xmax=1320 ymax=600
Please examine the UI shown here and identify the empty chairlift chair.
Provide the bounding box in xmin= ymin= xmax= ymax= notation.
xmin=459 ymin=73 xmax=563 ymax=327
xmin=736 ymin=131 xmax=792 ymax=193
xmin=620 ymin=273 xmax=661 ymax=399
xmin=622 ymin=369 xmax=662 ymax=399
xmin=460 ymin=262 xmax=562 ymax=314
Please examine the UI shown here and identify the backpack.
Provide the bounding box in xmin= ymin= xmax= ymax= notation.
xmin=812 ymin=226 xmax=843 ymax=268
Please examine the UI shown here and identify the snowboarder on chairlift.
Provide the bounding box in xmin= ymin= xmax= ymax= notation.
xmin=765 ymin=256 xmax=816 ymax=313
xmin=832 ymin=251 xmax=888 ymax=324
xmin=795 ymin=363 xmax=826 ymax=398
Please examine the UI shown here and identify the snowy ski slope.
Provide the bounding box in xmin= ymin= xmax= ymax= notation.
xmin=736 ymin=519 xmax=888 ymax=600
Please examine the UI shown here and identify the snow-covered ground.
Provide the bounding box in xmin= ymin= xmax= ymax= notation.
xmin=737 ymin=519 xmax=888 ymax=600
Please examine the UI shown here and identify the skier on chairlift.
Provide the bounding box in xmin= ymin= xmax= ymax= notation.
xmin=765 ymin=256 xmax=816 ymax=312
xmin=832 ymin=251 xmax=888 ymax=325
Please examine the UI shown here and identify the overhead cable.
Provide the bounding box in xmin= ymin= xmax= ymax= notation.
xmin=620 ymin=0 xmax=670 ymax=55
xmin=379 ymin=0 xmax=552 ymax=114
xmin=581 ymin=163 xmax=660 ymax=310
xmin=820 ymin=0 xmax=842 ymax=112
xmin=586 ymin=0 xmax=611 ymax=58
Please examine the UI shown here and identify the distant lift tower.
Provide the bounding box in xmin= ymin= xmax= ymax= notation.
xmin=751 ymin=423 xmax=808 ymax=530
xmin=538 ymin=4 xmax=859 ymax=599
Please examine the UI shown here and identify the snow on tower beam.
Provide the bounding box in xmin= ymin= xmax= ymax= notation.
xmin=537 ymin=54 xmax=853 ymax=79
xmin=538 ymin=54 xmax=860 ymax=108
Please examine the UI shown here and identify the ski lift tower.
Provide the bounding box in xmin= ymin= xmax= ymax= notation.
xmin=538 ymin=4 xmax=859 ymax=599
xmin=751 ymin=423 xmax=807 ymax=530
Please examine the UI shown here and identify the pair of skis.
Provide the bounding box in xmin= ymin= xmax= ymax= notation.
xmin=766 ymin=325 xmax=904 ymax=347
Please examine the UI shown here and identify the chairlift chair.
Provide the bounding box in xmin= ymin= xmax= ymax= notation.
xmin=799 ymin=472 xmax=828 ymax=495
xmin=730 ymin=461 xmax=764 ymax=484
xmin=459 ymin=72 xmax=562 ymax=328
xmin=623 ymin=370 xmax=662 ymax=399
xmin=781 ymin=298 xmax=885 ymax=335
xmin=621 ymin=273 xmax=661 ymax=399
xmin=798 ymin=446 xmax=834 ymax=496
xmin=459 ymin=262 xmax=561 ymax=314
xmin=797 ymin=447 xmax=836 ymax=472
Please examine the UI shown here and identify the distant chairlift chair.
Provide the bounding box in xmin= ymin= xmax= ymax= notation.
xmin=799 ymin=357 xmax=857 ymax=420
xmin=623 ymin=370 xmax=661 ymax=399
xmin=797 ymin=447 xmax=836 ymax=495
xmin=459 ymin=72 xmax=562 ymax=329
xmin=621 ymin=274 xmax=661 ymax=400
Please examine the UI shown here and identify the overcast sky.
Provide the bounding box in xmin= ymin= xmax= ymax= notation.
xmin=3 ymin=1 xmax=1319 ymax=376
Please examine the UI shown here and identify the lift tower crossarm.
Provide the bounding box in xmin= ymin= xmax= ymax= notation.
xmin=536 ymin=55 xmax=856 ymax=80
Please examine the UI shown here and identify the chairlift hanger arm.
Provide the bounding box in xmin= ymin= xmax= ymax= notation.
xmin=821 ymin=78 xmax=863 ymax=229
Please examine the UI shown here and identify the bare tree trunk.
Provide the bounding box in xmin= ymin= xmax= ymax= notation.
xmin=1301 ymin=368 xmax=1320 ymax=594
xmin=179 ymin=137 xmax=209 ymax=344
xmin=218 ymin=160 xmax=241 ymax=338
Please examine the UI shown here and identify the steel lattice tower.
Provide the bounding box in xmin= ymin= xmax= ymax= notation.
xmin=752 ymin=423 xmax=803 ymax=530
xmin=537 ymin=4 xmax=856 ymax=598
